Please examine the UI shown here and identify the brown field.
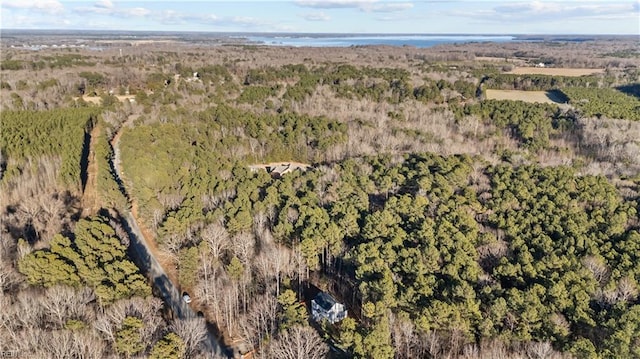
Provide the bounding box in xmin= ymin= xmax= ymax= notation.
xmin=485 ymin=89 xmax=565 ymax=104
xmin=73 ymin=95 xmax=136 ymax=104
xmin=506 ymin=67 xmax=604 ymax=76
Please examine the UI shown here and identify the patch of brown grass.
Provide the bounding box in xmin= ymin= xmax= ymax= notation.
xmin=485 ymin=89 xmax=564 ymax=104
xmin=72 ymin=95 xmax=136 ymax=104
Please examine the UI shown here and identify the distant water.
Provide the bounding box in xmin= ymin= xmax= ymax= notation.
xmin=245 ymin=34 xmax=516 ymax=48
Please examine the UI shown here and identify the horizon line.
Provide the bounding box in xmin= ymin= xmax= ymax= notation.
xmin=2 ymin=29 xmax=638 ymax=37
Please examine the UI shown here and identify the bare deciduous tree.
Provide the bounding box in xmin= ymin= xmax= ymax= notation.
xmin=582 ymin=255 xmax=610 ymax=285
xmin=71 ymin=330 xmax=107 ymax=359
xmin=240 ymin=293 xmax=278 ymax=350
xmin=462 ymin=339 xmax=512 ymax=359
xmin=158 ymin=192 xmax=185 ymax=212
xmin=2 ymin=157 xmax=78 ymax=244
xmin=390 ymin=313 xmax=417 ymax=359
xmin=42 ymin=286 xmax=95 ymax=329
xmin=47 ymin=329 xmax=75 ymax=359
xmin=616 ymin=276 xmax=638 ymax=302
xmin=526 ymin=341 xmax=556 ymax=359
xmin=94 ymin=296 xmax=164 ymax=347
xmin=93 ymin=314 xmax=117 ymax=345
xmin=202 ymin=222 xmax=229 ymax=261
xmin=266 ymin=325 xmax=328 ymax=359
xmin=254 ymin=244 xmax=292 ymax=297
xmin=172 ymin=318 xmax=208 ymax=357
xmin=232 ymin=231 xmax=255 ymax=266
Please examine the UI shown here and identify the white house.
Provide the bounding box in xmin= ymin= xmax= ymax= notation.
xmin=311 ymin=292 xmax=347 ymax=324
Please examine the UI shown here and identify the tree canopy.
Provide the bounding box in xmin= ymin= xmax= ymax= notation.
xmin=18 ymin=216 xmax=151 ymax=305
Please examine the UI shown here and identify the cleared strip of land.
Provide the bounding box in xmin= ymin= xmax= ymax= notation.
xmin=73 ymin=95 xmax=136 ymax=104
xmin=485 ymin=89 xmax=564 ymax=104
xmin=506 ymin=67 xmax=604 ymax=76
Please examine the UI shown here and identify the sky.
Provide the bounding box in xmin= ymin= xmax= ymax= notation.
xmin=1 ymin=0 xmax=639 ymax=35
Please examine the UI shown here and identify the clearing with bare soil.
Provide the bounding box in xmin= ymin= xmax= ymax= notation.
xmin=485 ymin=89 xmax=565 ymax=104
xmin=81 ymin=124 xmax=100 ymax=217
xmin=506 ymin=67 xmax=604 ymax=76
xmin=73 ymin=95 xmax=136 ymax=104
xmin=249 ymin=161 xmax=311 ymax=176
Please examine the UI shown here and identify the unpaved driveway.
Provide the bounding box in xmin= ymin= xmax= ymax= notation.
xmin=111 ymin=120 xmax=228 ymax=357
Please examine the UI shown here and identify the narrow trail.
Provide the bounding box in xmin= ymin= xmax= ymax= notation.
xmin=81 ymin=124 xmax=100 ymax=217
xmin=109 ymin=118 xmax=228 ymax=357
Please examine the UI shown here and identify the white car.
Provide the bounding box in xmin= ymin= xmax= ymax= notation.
xmin=182 ymin=292 xmax=192 ymax=304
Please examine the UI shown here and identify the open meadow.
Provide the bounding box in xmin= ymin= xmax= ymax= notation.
xmin=485 ymin=89 xmax=565 ymax=104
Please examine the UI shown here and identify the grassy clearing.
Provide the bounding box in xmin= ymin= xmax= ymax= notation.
xmin=72 ymin=95 xmax=136 ymax=104
xmin=506 ymin=67 xmax=604 ymax=76
xmin=485 ymin=89 xmax=565 ymax=104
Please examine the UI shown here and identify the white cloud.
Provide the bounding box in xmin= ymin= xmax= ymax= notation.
xmin=125 ymin=7 xmax=151 ymax=17
xmin=3 ymin=12 xmax=72 ymax=28
xmin=73 ymin=3 xmax=151 ymax=18
xmin=301 ymin=11 xmax=331 ymax=21
xmin=450 ymin=0 xmax=638 ymax=23
xmin=376 ymin=12 xmax=432 ymax=21
xmin=364 ymin=2 xmax=413 ymax=12
xmin=1 ymin=0 xmax=64 ymax=14
xmin=229 ymin=16 xmax=267 ymax=27
xmin=94 ymin=0 xmax=113 ymax=9
xmin=488 ymin=1 xmax=638 ymax=21
xmin=198 ymin=14 xmax=220 ymax=23
xmin=157 ymin=10 xmax=181 ymax=24
xmin=296 ymin=0 xmax=412 ymax=13
xmin=154 ymin=10 xmax=274 ymax=29
xmin=295 ymin=0 xmax=375 ymax=9
xmin=156 ymin=10 xmax=217 ymax=25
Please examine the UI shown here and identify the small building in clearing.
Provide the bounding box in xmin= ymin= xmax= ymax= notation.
xmin=311 ymin=292 xmax=347 ymax=324
xmin=248 ymin=162 xmax=310 ymax=178
xmin=268 ymin=163 xmax=293 ymax=177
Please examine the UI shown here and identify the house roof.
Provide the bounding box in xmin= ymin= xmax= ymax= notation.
xmin=271 ymin=164 xmax=291 ymax=174
xmin=314 ymin=292 xmax=339 ymax=311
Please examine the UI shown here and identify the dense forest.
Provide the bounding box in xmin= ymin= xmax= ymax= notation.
xmin=1 ymin=108 xmax=98 ymax=187
xmin=1 ymin=37 xmax=639 ymax=358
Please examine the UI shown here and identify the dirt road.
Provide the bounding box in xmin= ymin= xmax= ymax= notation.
xmin=81 ymin=124 xmax=100 ymax=217
xmin=110 ymin=121 xmax=228 ymax=357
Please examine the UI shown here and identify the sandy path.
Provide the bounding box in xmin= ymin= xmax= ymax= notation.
xmin=81 ymin=124 xmax=100 ymax=217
